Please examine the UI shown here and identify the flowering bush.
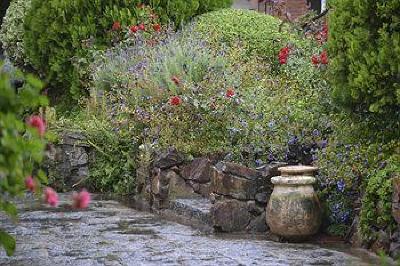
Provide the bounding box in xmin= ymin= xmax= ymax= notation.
xmin=193 ymin=9 xmax=307 ymax=62
xmin=24 ymin=0 xmax=161 ymax=99
xmin=0 ymin=62 xmax=48 ymax=255
xmin=53 ymin=10 xmax=399 ymax=251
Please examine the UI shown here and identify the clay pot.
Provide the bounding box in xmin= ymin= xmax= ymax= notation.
xmin=266 ymin=165 xmax=321 ymax=240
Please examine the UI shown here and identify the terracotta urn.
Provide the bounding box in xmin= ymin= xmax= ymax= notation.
xmin=266 ymin=165 xmax=321 ymax=240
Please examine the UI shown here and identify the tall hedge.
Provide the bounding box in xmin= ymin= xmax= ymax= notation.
xmin=329 ymin=0 xmax=400 ymax=113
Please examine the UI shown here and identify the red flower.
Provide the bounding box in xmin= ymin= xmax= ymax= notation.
xmin=153 ymin=24 xmax=161 ymax=32
xmin=137 ymin=3 xmax=145 ymax=8
xmin=311 ymin=54 xmax=320 ymax=65
xmin=138 ymin=23 xmax=145 ymax=31
xmin=25 ymin=176 xmax=35 ymax=192
xmin=320 ymin=50 xmax=328 ymax=65
xmin=72 ymin=189 xmax=91 ymax=209
xmin=112 ymin=21 xmax=121 ymax=31
xmin=171 ymin=76 xmax=180 ymax=85
xmin=226 ymin=88 xmax=235 ymax=98
xmin=169 ymin=96 xmax=182 ymax=106
xmin=130 ymin=25 xmax=139 ymax=33
xmin=278 ymin=46 xmax=290 ymax=65
xmin=44 ymin=187 xmax=59 ymax=207
xmin=27 ymin=115 xmax=46 ymax=137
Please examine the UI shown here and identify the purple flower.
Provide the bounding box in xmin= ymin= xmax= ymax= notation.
xmin=319 ymin=139 xmax=328 ymax=148
xmin=336 ymin=180 xmax=345 ymax=193
xmin=312 ymin=129 xmax=320 ymax=137
xmin=268 ymin=153 xmax=275 ymax=162
xmin=288 ymin=135 xmax=298 ymax=145
xmin=255 ymin=159 xmax=264 ymax=167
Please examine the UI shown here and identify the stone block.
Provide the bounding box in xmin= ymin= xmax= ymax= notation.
xmin=215 ymin=161 xmax=263 ymax=180
xmin=246 ymin=212 xmax=268 ymax=233
xmin=393 ymin=177 xmax=400 ymax=224
xmin=211 ymin=168 xmax=258 ymax=200
xmin=153 ymin=148 xmax=184 ymax=169
xmin=211 ymin=200 xmax=251 ymax=232
xmin=168 ymin=171 xmax=194 ymax=199
xmin=181 ymin=157 xmax=213 ymax=184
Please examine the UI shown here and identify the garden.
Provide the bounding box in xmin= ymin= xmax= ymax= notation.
xmin=0 ymin=0 xmax=399 ymax=264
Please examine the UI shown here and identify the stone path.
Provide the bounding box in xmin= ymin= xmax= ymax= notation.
xmin=0 ymin=194 xmax=383 ymax=265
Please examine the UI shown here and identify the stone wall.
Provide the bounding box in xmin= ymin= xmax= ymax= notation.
xmin=135 ymin=148 xmax=286 ymax=233
xmin=44 ymin=132 xmax=90 ymax=191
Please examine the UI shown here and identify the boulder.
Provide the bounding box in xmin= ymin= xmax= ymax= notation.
xmin=211 ymin=200 xmax=251 ymax=232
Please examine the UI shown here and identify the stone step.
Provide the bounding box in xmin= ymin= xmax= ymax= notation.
xmin=157 ymin=197 xmax=214 ymax=232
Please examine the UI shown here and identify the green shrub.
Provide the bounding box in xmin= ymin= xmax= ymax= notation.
xmin=193 ymin=9 xmax=306 ymax=62
xmin=24 ymin=0 xmax=158 ymax=99
xmin=328 ymin=0 xmax=400 ymax=113
xmin=360 ymin=154 xmax=399 ymax=245
xmin=0 ymin=0 xmax=32 ymax=67
xmin=0 ymin=61 xmax=48 ymax=255
xmin=149 ymin=0 xmax=232 ymax=26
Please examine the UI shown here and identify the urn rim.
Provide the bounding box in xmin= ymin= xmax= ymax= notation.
xmin=271 ymin=175 xmax=316 ymax=185
xmin=278 ymin=165 xmax=318 ymax=176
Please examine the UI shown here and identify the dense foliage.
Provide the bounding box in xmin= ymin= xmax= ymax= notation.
xmin=42 ymin=7 xmax=399 ymax=254
xmin=194 ymin=9 xmax=307 ymax=61
xmin=23 ymin=0 xmax=231 ymax=100
xmin=328 ymin=0 xmax=400 ymax=113
xmin=149 ymin=0 xmax=232 ymax=26
xmin=0 ymin=62 xmax=48 ymax=255
xmin=0 ymin=0 xmax=32 ymax=67
xmin=24 ymin=0 xmax=161 ymax=99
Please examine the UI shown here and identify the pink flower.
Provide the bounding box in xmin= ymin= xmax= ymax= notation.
xmin=138 ymin=23 xmax=146 ymax=31
xmin=226 ymin=88 xmax=235 ymax=98
xmin=27 ymin=115 xmax=46 ymax=137
xmin=171 ymin=76 xmax=180 ymax=85
xmin=311 ymin=54 xmax=320 ymax=65
xmin=153 ymin=24 xmax=161 ymax=32
xmin=72 ymin=189 xmax=91 ymax=209
xmin=44 ymin=187 xmax=59 ymax=207
xmin=169 ymin=96 xmax=182 ymax=106
xmin=130 ymin=25 xmax=139 ymax=33
xmin=278 ymin=46 xmax=290 ymax=65
xmin=320 ymin=50 xmax=329 ymax=65
xmin=25 ymin=176 xmax=35 ymax=192
xmin=112 ymin=21 xmax=121 ymax=31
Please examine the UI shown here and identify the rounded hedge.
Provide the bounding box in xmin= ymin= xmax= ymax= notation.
xmin=193 ymin=9 xmax=306 ymax=62
xmin=329 ymin=0 xmax=400 ymax=113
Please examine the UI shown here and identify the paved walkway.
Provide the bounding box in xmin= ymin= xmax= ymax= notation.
xmin=0 ymin=194 xmax=384 ymax=265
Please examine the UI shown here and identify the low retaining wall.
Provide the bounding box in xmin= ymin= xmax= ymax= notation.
xmin=135 ymin=148 xmax=287 ymax=233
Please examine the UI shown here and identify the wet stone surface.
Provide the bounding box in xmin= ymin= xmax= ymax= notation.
xmin=0 ymin=194 xmax=380 ymax=266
